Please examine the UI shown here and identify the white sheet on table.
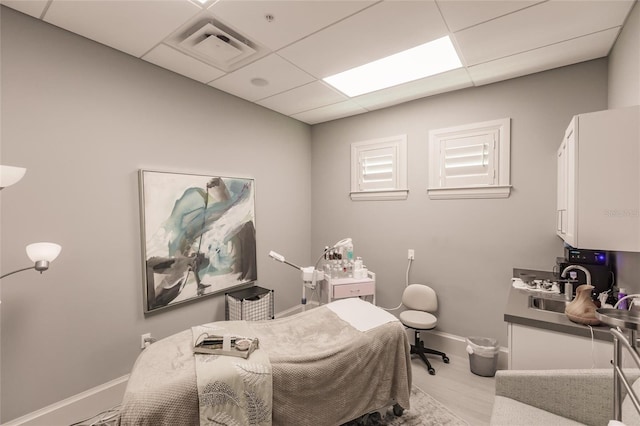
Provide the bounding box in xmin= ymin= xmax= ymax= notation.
xmin=326 ymin=298 xmax=398 ymax=332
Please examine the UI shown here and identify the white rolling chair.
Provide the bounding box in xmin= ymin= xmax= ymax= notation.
xmin=399 ymin=284 xmax=449 ymax=375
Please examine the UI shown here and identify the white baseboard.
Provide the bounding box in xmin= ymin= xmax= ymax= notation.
xmin=2 ymin=375 xmax=128 ymax=426
xmin=4 ymin=302 xmax=505 ymax=425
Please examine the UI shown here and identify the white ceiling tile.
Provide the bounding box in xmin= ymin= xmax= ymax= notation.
xmin=1 ymin=0 xmax=48 ymax=18
xmin=208 ymin=0 xmax=376 ymax=51
xmin=436 ymin=0 xmax=543 ymax=32
xmin=43 ymin=0 xmax=203 ymax=57
xmin=256 ymin=81 xmax=348 ymax=116
xmin=455 ymin=0 xmax=635 ymax=66
xmin=467 ymin=28 xmax=620 ymax=86
xmin=278 ymin=0 xmax=449 ymax=78
xmin=8 ymin=0 xmax=632 ymax=124
xmin=353 ymin=68 xmax=473 ymax=110
xmin=291 ymin=101 xmax=368 ymax=125
xmin=208 ymin=54 xmax=315 ymax=102
xmin=142 ymin=44 xmax=225 ymax=84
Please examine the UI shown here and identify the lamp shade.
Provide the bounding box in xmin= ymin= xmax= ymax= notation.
xmin=26 ymin=242 xmax=62 ymax=263
xmin=0 ymin=165 xmax=26 ymax=189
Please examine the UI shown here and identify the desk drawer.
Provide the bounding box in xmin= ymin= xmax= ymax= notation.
xmin=333 ymin=281 xmax=375 ymax=299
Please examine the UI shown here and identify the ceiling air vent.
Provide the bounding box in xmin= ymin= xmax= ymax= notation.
xmin=179 ymin=22 xmax=256 ymax=70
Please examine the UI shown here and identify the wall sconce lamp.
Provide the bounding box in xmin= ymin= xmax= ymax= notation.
xmin=0 ymin=242 xmax=62 ymax=280
xmin=0 ymin=165 xmax=62 ymax=280
xmin=0 ymin=165 xmax=27 ymax=190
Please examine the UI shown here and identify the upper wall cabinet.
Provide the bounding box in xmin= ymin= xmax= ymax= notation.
xmin=556 ymin=106 xmax=640 ymax=252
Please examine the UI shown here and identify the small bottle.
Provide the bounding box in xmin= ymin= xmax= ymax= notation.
xmin=618 ymin=288 xmax=628 ymax=310
xmin=332 ymin=264 xmax=340 ymax=279
xmin=346 ymin=240 xmax=354 ymax=261
xmin=354 ymin=256 xmax=363 ymax=271
xmin=360 ymin=265 xmax=368 ymax=279
xmin=324 ymin=262 xmax=332 ymax=279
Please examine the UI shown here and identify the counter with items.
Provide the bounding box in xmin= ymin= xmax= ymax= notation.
xmin=504 ymin=268 xmax=629 ymax=370
xmin=505 ymin=268 xmax=613 ymax=341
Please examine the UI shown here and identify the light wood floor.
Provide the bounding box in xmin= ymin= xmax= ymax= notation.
xmin=410 ymin=352 xmax=496 ymax=425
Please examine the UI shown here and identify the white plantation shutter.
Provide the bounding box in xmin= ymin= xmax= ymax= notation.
xmin=351 ymin=135 xmax=408 ymax=200
xmin=428 ymin=118 xmax=511 ymax=199
xmin=440 ymin=132 xmax=497 ymax=187
xmin=359 ymin=146 xmax=396 ymax=191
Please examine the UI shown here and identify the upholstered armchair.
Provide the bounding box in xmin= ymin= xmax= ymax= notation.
xmin=490 ymin=369 xmax=640 ymax=426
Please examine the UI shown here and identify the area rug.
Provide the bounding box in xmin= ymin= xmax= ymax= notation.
xmin=342 ymin=386 xmax=469 ymax=426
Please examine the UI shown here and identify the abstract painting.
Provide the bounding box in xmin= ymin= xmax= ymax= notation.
xmin=139 ymin=170 xmax=257 ymax=313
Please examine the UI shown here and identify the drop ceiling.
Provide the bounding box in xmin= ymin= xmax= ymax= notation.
xmin=1 ymin=0 xmax=636 ymax=125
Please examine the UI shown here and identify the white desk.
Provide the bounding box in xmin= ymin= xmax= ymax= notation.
xmin=324 ymin=271 xmax=376 ymax=305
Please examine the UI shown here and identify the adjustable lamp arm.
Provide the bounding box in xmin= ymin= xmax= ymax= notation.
xmin=0 ymin=243 xmax=61 ymax=280
xmin=268 ymin=251 xmax=302 ymax=271
xmin=0 ymin=266 xmax=37 ymax=280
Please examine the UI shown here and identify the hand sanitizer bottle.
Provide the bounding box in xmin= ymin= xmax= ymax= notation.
xmin=346 ymin=241 xmax=354 ymax=261
xmin=618 ymin=288 xmax=628 ymax=310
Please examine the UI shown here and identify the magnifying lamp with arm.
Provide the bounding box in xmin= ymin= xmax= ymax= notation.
xmin=269 ymin=238 xmax=352 ymax=310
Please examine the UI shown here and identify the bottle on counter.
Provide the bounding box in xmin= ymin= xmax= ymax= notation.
xmin=618 ymin=288 xmax=628 ymax=310
xmin=354 ymin=256 xmax=363 ymax=271
xmin=346 ymin=240 xmax=354 ymax=261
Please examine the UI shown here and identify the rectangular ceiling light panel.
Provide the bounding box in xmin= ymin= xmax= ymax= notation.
xmin=324 ymin=36 xmax=462 ymax=97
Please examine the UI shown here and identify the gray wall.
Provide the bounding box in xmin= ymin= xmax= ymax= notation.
xmin=0 ymin=7 xmax=311 ymax=421
xmin=311 ymin=59 xmax=609 ymax=346
xmin=608 ymin=2 xmax=640 ymax=293
xmin=1 ymin=2 xmax=638 ymax=422
xmin=609 ymin=2 xmax=639 ymax=109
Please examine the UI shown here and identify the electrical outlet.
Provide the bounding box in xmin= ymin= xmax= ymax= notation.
xmin=141 ymin=333 xmax=151 ymax=349
xmin=408 ymin=249 xmax=415 ymax=260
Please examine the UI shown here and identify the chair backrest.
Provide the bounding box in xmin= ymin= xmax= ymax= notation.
xmin=402 ymin=284 xmax=438 ymax=312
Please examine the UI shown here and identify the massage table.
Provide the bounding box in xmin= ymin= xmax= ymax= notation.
xmin=118 ymin=298 xmax=412 ymax=425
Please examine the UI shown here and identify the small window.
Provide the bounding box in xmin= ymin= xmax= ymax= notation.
xmin=351 ymin=135 xmax=408 ymax=201
xmin=428 ymin=118 xmax=511 ymax=199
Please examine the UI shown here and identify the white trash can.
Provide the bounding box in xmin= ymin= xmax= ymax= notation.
xmin=466 ymin=336 xmax=499 ymax=377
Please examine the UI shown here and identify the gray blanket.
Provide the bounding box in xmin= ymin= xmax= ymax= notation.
xmin=119 ymin=304 xmax=411 ymax=426
xmin=192 ymin=322 xmax=272 ymax=426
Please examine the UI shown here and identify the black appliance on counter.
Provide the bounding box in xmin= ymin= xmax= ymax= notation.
xmin=555 ymin=247 xmax=614 ymax=295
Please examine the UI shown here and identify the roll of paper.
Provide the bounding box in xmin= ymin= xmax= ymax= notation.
xmin=223 ymin=335 xmax=231 ymax=351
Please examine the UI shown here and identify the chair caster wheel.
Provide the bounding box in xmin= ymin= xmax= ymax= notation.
xmin=393 ymin=404 xmax=404 ymax=417
xmin=428 ymin=368 xmax=436 ymax=375
xmin=443 ymin=356 xmax=450 ymax=364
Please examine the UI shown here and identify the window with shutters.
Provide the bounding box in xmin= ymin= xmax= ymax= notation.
xmin=350 ymin=135 xmax=408 ymax=201
xmin=428 ymin=118 xmax=511 ymax=199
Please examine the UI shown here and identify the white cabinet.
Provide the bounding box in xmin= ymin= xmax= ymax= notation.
xmin=556 ymin=106 xmax=640 ymax=252
xmin=507 ymin=323 xmax=638 ymax=369
xmin=324 ymin=272 xmax=376 ymax=304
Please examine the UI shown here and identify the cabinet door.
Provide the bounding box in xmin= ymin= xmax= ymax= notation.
xmin=557 ymin=140 xmax=567 ymax=236
xmin=556 ymin=106 xmax=639 ymax=251
xmin=507 ymin=323 xmax=637 ymax=370
xmin=556 ymin=117 xmax=576 ymax=245
xmin=564 ymin=122 xmax=576 ymax=246
xmin=577 ymin=107 xmax=639 ymax=251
